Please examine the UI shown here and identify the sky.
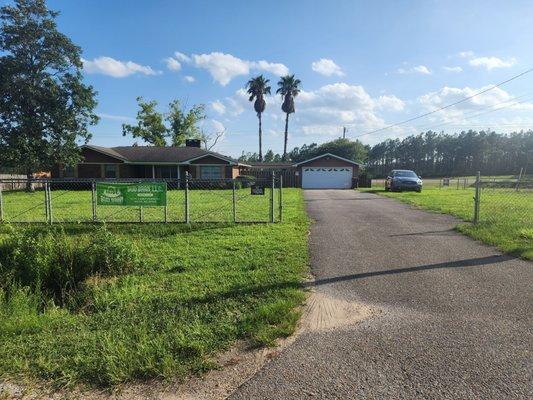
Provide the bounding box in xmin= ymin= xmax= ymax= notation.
xmin=10 ymin=0 xmax=533 ymax=157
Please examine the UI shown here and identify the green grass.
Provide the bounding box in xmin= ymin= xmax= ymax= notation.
xmin=0 ymin=188 xmax=309 ymax=388
xmin=362 ymin=186 xmax=533 ymax=260
xmin=1 ymin=187 xmax=279 ymax=223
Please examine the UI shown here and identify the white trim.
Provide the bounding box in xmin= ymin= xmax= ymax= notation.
xmin=292 ymin=153 xmax=363 ymax=167
xmin=184 ymin=153 xmax=236 ymax=165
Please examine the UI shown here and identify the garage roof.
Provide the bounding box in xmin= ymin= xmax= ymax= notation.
xmin=292 ymin=153 xmax=363 ymax=167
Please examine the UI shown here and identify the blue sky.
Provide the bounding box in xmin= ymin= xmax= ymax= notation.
xmin=15 ymin=0 xmax=533 ymax=157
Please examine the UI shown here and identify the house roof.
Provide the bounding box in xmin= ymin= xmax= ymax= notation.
xmin=82 ymin=145 xmax=246 ymax=165
xmin=292 ymin=153 xmax=364 ymax=167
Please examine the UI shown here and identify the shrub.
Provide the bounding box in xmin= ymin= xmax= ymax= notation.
xmin=0 ymin=226 xmax=143 ymax=305
xmin=236 ymin=175 xmax=256 ymax=188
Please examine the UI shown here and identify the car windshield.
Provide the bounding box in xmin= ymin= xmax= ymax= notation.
xmin=394 ymin=171 xmax=418 ymax=178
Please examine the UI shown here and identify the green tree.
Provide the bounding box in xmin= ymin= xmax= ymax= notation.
xmin=167 ymin=100 xmax=206 ymax=146
xmin=122 ymin=97 xmax=206 ymax=146
xmin=122 ymin=97 xmax=167 ymax=146
xmin=246 ymin=75 xmax=271 ymax=161
xmin=288 ymin=139 xmax=367 ymax=163
xmin=276 ymin=75 xmax=301 ymax=160
xmin=264 ymin=149 xmax=275 ymax=162
xmin=0 ymin=0 xmax=98 ymax=189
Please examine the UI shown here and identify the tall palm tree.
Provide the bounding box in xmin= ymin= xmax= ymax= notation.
xmin=246 ymin=75 xmax=271 ymax=161
xmin=277 ymin=75 xmax=301 ymax=161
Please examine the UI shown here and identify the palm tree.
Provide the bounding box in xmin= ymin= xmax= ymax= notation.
xmin=277 ymin=75 xmax=301 ymax=160
xmin=246 ymin=75 xmax=271 ymax=161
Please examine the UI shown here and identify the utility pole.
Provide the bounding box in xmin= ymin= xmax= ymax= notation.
xmin=343 ymin=126 xmax=347 ymax=139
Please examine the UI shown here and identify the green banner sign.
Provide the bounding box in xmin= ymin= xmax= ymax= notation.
xmin=96 ymin=182 xmax=167 ymax=207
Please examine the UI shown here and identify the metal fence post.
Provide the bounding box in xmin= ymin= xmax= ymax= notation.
xmin=91 ymin=181 xmax=97 ymax=222
xmin=232 ymin=179 xmax=237 ymax=223
xmin=278 ymin=175 xmax=283 ymax=223
xmin=185 ymin=173 xmax=190 ymax=223
xmin=473 ymin=171 xmax=481 ymax=224
xmin=0 ymin=185 xmax=3 ymax=223
xmin=44 ymin=181 xmax=49 ymax=223
xmin=139 ymin=206 xmax=143 ymax=223
xmin=48 ymin=181 xmax=53 ymax=224
xmin=515 ymin=167 xmax=523 ymax=191
xmin=270 ymin=172 xmax=275 ymax=223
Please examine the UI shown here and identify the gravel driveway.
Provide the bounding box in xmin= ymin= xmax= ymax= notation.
xmin=230 ymin=190 xmax=532 ymax=399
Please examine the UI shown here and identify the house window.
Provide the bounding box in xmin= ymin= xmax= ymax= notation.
xmin=104 ymin=164 xmax=117 ymax=178
xmin=155 ymin=165 xmax=178 ymax=179
xmin=64 ymin=165 xmax=76 ymax=178
xmin=200 ymin=166 xmax=222 ymax=180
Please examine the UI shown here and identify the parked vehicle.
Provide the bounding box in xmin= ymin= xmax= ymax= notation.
xmin=385 ymin=170 xmax=422 ymax=192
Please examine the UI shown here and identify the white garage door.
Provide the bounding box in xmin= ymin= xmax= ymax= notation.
xmin=302 ymin=166 xmax=353 ymax=189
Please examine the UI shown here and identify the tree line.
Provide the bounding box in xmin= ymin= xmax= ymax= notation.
xmin=240 ymin=130 xmax=532 ymax=178
xmin=366 ymin=130 xmax=532 ymax=177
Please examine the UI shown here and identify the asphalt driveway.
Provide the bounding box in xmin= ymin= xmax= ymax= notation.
xmin=230 ymin=190 xmax=532 ymax=399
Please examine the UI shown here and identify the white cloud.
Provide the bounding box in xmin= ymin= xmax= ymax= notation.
xmin=184 ymin=75 xmax=195 ymax=83
xmin=174 ymin=51 xmax=191 ymax=63
xmin=211 ymin=100 xmax=226 ymax=115
xmin=443 ymin=66 xmax=463 ymax=73
xmin=418 ymin=85 xmax=533 ymax=124
xmin=209 ymin=119 xmax=226 ymax=133
xmin=164 ymin=57 xmax=181 ymax=71
xmin=458 ymin=50 xmax=475 ymax=58
xmin=397 ymin=65 xmax=432 ymax=75
xmin=172 ymin=51 xmax=289 ymax=85
xmin=215 ymin=83 xmax=405 ymax=144
xmin=376 ymin=95 xmax=405 ymax=111
xmin=469 ymin=56 xmax=516 ymax=70
xmin=311 ymin=58 xmax=344 ymax=77
xmin=250 ymin=60 xmax=289 ymax=76
xmin=82 ymin=56 xmax=157 ymax=78
xmin=192 ymin=52 xmax=250 ymax=86
xmin=293 ymin=83 xmax=403 ymax=137
xmin=97 ymin=113 xmax=135 ymax=122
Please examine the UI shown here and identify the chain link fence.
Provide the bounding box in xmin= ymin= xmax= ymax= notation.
xmin=473 ymin=173 xmax=532 ymax=226
xmin=0 ymin=174 xmax=283 ymax=224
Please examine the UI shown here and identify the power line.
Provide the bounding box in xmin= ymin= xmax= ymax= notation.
xmin=412 ymin=93 xmax=533 ymax=132
xmin=350 ymin=67 xmax=533 ymax=139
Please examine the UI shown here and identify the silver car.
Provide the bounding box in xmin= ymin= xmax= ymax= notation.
xmin=385 ymin=170 xmax=423 ymax=192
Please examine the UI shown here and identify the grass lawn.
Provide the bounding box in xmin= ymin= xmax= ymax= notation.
xmin=362 ymin=186 xmax=532 ymax=260
xmin=0 ymin=188 xmax=309 ymax=388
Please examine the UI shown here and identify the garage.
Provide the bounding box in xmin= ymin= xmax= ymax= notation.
xmin=294 ymin=153 xmax=362 ymax=189
xmin=302 ymin=166 xmax=352 ymax=189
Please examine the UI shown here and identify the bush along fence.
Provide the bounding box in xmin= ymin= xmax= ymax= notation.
xmin=0 ymin=173 xmax=284 ymax=224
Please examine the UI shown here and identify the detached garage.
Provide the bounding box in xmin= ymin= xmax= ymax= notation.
xmin=294 ymin=153 xmax=362 ymax=189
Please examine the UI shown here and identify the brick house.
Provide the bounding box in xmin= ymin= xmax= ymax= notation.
xmin=52 ymin=143 xmax=249 ymax=180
